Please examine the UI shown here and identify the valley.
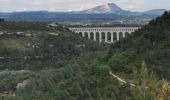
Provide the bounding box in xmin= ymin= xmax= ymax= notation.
xmin=0 ymin=2 xmax=170 ymax=100
xmin=0 ymin=11 xmax=170 ymax=99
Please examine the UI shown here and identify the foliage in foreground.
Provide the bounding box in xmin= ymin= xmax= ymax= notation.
xmin=0 ymin=62 xmax=166 ymax=100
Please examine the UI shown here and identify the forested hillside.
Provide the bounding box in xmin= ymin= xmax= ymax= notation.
xmin=0 ymin=22 xmax=106 ymax=70
xmin=104 ymin=11 xmax=170 ymax=79
xmin=0 ymin=11 xmax=170 ymax=100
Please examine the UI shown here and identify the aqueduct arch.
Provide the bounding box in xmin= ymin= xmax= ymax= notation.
xmin=69 ymin=27 xmax=140 ymax=43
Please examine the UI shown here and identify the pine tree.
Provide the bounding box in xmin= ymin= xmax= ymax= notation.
xmin=132 ymin=61 xmax=164 ymax=100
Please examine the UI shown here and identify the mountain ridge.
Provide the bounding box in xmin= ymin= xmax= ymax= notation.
xmin=0 ymin=3 xmax=166 ymax=15
xmin=0 ymin=3 xmax=167 ymax=24
xmin=76 ymin=3 xmax=166 ymax=15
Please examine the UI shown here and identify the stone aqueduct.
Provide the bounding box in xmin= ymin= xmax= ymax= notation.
xmin=69 ymin=27 xmax=140 ymax=43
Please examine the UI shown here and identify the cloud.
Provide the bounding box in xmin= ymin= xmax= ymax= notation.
xmin=118 ymin=0 xmax=146 ymax=11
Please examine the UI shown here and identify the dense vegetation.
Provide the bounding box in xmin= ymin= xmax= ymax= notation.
xmin=0 ymin=11 xmax=170 ymax=100
xmin=0 ymin=21 xmax=106 ymax=70
xmin=104 ymin=11 xmax=170 ymax=79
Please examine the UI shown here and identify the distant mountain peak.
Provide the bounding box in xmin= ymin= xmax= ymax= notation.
xmin=107 ymin=3 xmax=121 ymax=8
xmin=78 ymin=3 xmax=124 ymax=14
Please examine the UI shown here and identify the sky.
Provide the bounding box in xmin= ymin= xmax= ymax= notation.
xmin=0 ymin=0 xmax=170 ymax=12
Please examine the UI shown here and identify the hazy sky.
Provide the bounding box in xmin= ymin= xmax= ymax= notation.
xmin=0 ymin=0 xmax=170 ymax=12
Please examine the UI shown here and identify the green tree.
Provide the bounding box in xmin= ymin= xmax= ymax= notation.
xmin=132 ymin=61 xmax=163 ymax=100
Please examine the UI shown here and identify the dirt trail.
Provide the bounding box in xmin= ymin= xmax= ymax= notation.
xmin=109 ymin=71 xmax=135 ymax=87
